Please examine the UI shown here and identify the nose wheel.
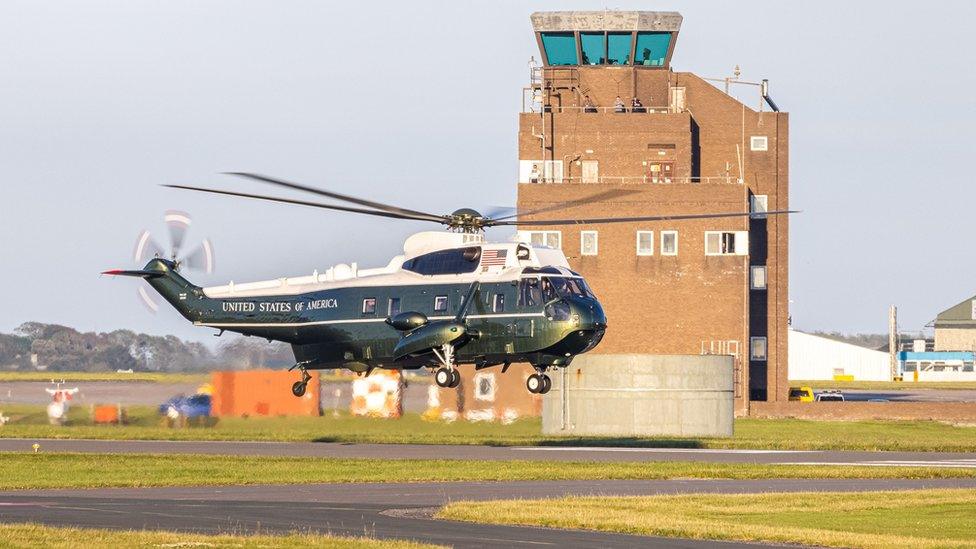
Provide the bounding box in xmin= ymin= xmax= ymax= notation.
xmin=526 ymin=373 xmax=551 ymax=394
xmin=435 ymin=367 xmax=461 ymax=388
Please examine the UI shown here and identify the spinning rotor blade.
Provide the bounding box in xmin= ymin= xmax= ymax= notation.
xmin=492 ymin=209 xmax=797 ymax=226
xmin=164 ymin=210 xmax=191 ymax=258
xmin=180 ymin=238 xmax=215 ymax=274
xmin=133 ymin=230 xmax=166 ymax=263
xmin=489 ymin=189 xmax=640 ymax=222
xmin=226 ymin=172 xmax=447 ymax=223
xmin=164 ymin=185 xmax=450 ymax=224
xmin=137 ymin=285 xmax=159 ymax=314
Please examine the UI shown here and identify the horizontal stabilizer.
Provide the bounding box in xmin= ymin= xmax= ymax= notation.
xmin=101 ymin=269 xmax=164 ymax=278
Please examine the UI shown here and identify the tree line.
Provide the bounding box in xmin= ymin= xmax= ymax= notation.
xmin=0 ymin=322 xmax=294 ymax=372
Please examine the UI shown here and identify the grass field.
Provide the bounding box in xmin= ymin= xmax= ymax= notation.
xmin=438 ymin=489 xmax=976 ymax=549
xmin=0 ymin=523 xmax=439 ymax=548
xmin=790 ymin=379 xmax=976 ymax=390
xmin=0 ymin=453 xmax=973 ymax=490
xmin=3 ymin=405 xmax=976 ymax=451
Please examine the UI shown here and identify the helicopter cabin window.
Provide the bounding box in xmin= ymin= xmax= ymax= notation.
xmin=518 ymin=277 xmax=542 ymax=307
xmin=519 ymin=230 xmax=561 ymax=249
xmin=402 ymin=247 xmax=480 ymax=276
xmin=362 ymin=298 xmax=376 ymax=315
xmin=580 ymin=231 xmax=598 ymax=256
xmin=434 ymin=295 xmax=448 ymax=313
xmin=492 ymin=293 xmax=505 ymax=313
xmin=636 ymin=231 xmax=653 ymax=256
xmin=388 ymin=297 xmax=401 ymax=316
xmin=661 ymin=231 xmax=678 ymax=255
xmin=704 ymin=231 xmax=748 ymax=256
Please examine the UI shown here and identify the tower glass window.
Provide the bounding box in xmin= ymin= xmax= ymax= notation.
xmin=635 ymin=32 xmax=672 ymax=66
xmin=541 ymin=32 xmax=578 ymax=65
xmin=607 ymin=33 xmax=632 ymax=65
xmin=580 ymin=32 xmax=606 ymax=65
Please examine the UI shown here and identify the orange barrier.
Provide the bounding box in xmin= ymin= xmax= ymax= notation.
xmin=211 ymin=370 xmax=320 ymax=417
xmin=92 ymin=404 xmax=122 ymax=424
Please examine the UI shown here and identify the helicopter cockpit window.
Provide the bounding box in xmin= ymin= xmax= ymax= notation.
xmin=542 ymin=277 xmax=594 ymax=301
xmin=402 ymin=247 xmax=480 ymax=276
xmin=518 ymin=278 xmax=542 ymax=308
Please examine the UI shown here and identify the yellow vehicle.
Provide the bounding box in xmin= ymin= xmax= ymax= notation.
xmin=788 ymin=386 xmax=814 ymax=402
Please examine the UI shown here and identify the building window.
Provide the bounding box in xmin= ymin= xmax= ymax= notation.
xmin=607 ymin=32 xmax=632 ymax=65
xmin=473 ymin=372 xmax=496 ymax=402
xmin=635 ymin=32 xmax=672 ymax=66
xmin=580 ymin=32 xmax=606 ymax=65
xmin=492 ymin=293 xmax=505 ymax=313
xmin=362 ymin=298 xmax=376 ymax=315
xmin=540 ymin=32 xmax=578 ymax=66
xmin=660 ymin=231 xmax=678 ymax=256
xmin=581 ymin=160 xmax=599 ymax=183
xmin=705 ymin=231 xmax=748 ymax=256
xmin=519 ymin=160 xmax=564 ymax=183
xmin=519 ymin=230 xmax=561 ymax=250
xmin=750 ymin=195 xmax=768 ymax=219
xmin=636 ymin=231 xmax=654 ymax=256
xmin=388 ymin=297 xmax=401 ymax=317
xmin=750 ymin=136 xmax=768 ymax=151
xmin=750 ymin=336 xmax=768 ymax=361
xmin=751 ymin=265 xmax=767 ymax=290
xmin=581 ymin=231 xmax=598 ymax=256
xmin=434 ymin=295 xmax=448 ymax=313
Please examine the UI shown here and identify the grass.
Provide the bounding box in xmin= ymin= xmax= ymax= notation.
xmin=0 ymin=523 xmax=439 ymax=548
xmin=0 ymin=371 xmax=209 ymax=383
xmin=438 ymin=489 xmax=976 ymax=548
xmin=3 ymin=405 xmax=976 ymax=451
xmin=790 ymin=379 xmax=976 ymax=390
xmin=0 ymin=453 xmax=973 ymax=490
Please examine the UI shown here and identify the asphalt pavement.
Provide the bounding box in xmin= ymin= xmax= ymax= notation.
xmin=3 ymin=438 xmax=976 ymax=468
xmin=5 ymin=478 xmax=976 ymax=548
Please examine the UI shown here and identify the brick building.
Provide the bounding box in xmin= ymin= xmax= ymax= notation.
xmin=515 ymin=11 xmax=789 ymax=413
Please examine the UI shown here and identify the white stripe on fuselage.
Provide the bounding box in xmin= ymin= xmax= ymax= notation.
xmin=195 ymin=312 xmax=546 ymax=328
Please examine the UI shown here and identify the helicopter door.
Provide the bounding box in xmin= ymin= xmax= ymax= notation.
xmin=515 ymin=278 xmax=541 ymax=339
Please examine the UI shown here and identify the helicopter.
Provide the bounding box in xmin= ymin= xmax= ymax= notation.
xmin=104 ymin=173 xmax=792 ymax=396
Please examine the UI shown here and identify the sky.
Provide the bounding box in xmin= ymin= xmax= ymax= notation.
xmin=1 ymin=0 xmax=975 ymax=343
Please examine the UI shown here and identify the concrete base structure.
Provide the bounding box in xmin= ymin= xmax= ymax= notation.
xmin=542 ymin=354 xmax=734 ymax=437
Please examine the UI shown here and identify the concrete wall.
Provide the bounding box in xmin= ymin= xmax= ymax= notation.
xmin=788 ymin=330 xmax=890 ymax=381
xmin=542 ymin=354 xmax=733 ymax=437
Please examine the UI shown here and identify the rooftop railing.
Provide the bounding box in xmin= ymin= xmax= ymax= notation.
xmin=521 ymin=175 xmax=742 ymax=185
xmin=522 ymin=103 xmax=680 ymax=115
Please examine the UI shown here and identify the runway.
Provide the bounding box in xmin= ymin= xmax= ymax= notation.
xmin=4 ymin=478 xmax=976 ymax=548
xmin=4 ymin=438 xmax=976 ymax=467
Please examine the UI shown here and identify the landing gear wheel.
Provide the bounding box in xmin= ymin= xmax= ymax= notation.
xmin=539 ymin=374 xmax=552 ymax=395
xmin=526 ymin=373 xmax=543 ymax=394
xmin=435 ymin=367 xmax=453 ymax=388
xmin=292 ymin=381 xmax=307 ymax=397
xmin=448 ymin=369 xmax=461 ymax=388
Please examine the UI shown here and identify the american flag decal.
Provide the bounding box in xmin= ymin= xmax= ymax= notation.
xmin=480 ymin=249 xmax=508 ymax=271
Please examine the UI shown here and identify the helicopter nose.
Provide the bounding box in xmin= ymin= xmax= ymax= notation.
xmin=571 ymin=298 xmax=607 ymax=330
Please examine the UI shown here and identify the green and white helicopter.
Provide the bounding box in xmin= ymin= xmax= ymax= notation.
xmin=105 ymin=173 xmax=789 ymax=397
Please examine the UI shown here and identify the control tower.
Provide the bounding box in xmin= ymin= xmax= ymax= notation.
xmin=515 ymin=11 xmax=789 ymax=413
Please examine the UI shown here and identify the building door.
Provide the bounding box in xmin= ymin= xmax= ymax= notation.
xmin=647 ymin=161 xmax=674 ymax=183
xmin=581 ymin=160 xmax=599 ymax=183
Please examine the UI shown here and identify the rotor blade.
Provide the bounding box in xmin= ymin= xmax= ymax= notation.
xmin=138 ymin=285 xmax=159 ymax=314
xmin=133 ymin=230 xmax=167 ymax=263
xmin=489 ymin=189 xmax=641 ymax=222
xmin=492 ymin=209 xmax=798 ymax=226
xmin=226 ymin=172 xmax=446 ymax=223
xmin=181 ymin=238 xmax=215 ymax=274
xmin=163 ymin=185 xmax=450 ymax=225
xmin=164 ymin=210 xmax=191 ymax=259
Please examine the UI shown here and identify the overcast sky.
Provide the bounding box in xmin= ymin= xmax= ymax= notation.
xmin=2 ymin=0 xmax=974 ymax=343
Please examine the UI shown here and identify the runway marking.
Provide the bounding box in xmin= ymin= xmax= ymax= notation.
xmin=512 ymin=447 xmax=819 ymax=455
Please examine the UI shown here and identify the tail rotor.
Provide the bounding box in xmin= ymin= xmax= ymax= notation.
xmin=132 ymin=210 xmax=215 ymax=313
